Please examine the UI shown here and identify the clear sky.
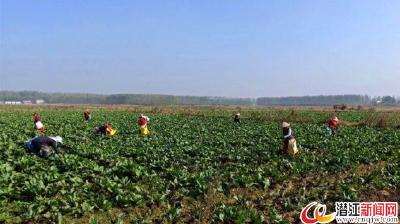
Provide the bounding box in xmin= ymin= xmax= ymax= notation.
xmin=0 ymin=0 xmax=399 ymax=98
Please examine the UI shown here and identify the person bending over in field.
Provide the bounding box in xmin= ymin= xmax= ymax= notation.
xmin=282 ymin=122 xmax=298 ymax=155
xmin=327 ymin=116 xmax=339 ymax=135
xmin=83 ymin=110 xmax=92 ymax=121
xmin=25 ymin=136 xmax=63 ymax=158
xmin=138 ymin=114 xmax=150 ymax=136
xmin=95 ymin=123 xmax=116 ymax=136
xmin=234 ymin=112 xmax=241 ymax=124
xmin=32 ymin=112 xmax=46 ymax=133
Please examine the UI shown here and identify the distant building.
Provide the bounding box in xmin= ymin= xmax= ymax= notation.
xmin=36 ymin=99 xmax=45 ymax=104
xmin=5 ymin=101 xmax=22 ymax=105
xmin=23 ymin=100 xmax=33 ymax=105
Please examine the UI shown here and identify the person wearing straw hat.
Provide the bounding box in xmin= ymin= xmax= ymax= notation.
xmin=234 ymin=112 xmax=241 ymax=124
xmin=25 ymin=136 xmax=63 ymax=158
xmin=282 ymin=122 xmax=294 ymax=154
xmin=95 ymin=123 xmax=116 ymax=136
xmin=138 ymin=114 xmax=150 ymax=136
xmin=33 ymin=112 xmax=46 ymax=133
xmin=327 ymin=116 xmax=339 ymax=135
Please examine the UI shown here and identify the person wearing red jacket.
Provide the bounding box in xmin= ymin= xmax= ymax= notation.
xmin=327 ymin=116 xmax=339 ymax=135
xmin=138 ymin=114 xmax=150 ymax=136
xmin=33 ymin=112 xmax=45 ymax=132
xmin=33 ymin=112 xmax=41 ymax=123
xmin=95 ymin=123 xmax=116 ymax=136
xmin=138 ymin=114 xmax=149 ymax=127
xmin=84 ymin=110 xmax=92 ymax=121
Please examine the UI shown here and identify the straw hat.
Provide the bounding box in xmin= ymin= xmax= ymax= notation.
xmin=333 ymin=116 xmax=339 ymax=122
xmin=282 ymin=122 xmax=290 ymax=128
xmin=236 ymin=112 xmax=240 ymax=116
xmin=50 ymin=136 xmax=63 ymax=144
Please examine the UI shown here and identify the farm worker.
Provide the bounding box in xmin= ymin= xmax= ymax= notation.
xmin=327 ymin=116 xmax=339 ymax=135
xmin=138 ymin=114 xmax=150 ymax=136
xmin=234 ymin=112 xmax=241 ymax=123
xmin=83 ymin=110 xmax=92 ymax=121
xmin=25 ymin=136 xmax=63 ymax=158
xmin=33 ymin=112 xmax=45 ymax=132
xmin=95 ymin=123 xmax=116 ymax=136
xmin=282 ymin=122 xmax=298 ymax=155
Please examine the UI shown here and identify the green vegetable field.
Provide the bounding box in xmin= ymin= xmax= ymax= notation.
xmin=0 ymin=106 xmax=399 ymax=223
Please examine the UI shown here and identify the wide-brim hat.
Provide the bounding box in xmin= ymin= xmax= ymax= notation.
xmin=282 ymin=122 xmax=290 ymax=128
xmin=50 ymin=136 xmax=63 ymax=144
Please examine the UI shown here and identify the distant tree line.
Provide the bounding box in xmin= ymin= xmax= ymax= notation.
xmin=0 ymin=91 xmax=398 ymax=106
xmin=256 ymin=95 xmax=371 ymax=106
xmin=0 ymin=91 xmax=254 ymax=106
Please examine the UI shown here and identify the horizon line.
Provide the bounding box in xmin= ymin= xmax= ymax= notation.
xmin=0 ymin=90 xmax=395 ymax=99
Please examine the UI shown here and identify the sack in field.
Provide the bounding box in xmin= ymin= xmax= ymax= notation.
xmin=107 ymin=128 xmax=117 ymax=136
xmin=140 ymin=127 xmax=150 ymax=136
xmin=35 ymin=121 xmax=44 ymax=129
xmin=288 ymin=138 xmax=299 ymax=156
xmin=35 ymin=121 xmax=45 ymax=132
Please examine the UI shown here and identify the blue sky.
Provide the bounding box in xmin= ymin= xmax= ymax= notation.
xmin=0 ymin=0 xmax=399 ymax=97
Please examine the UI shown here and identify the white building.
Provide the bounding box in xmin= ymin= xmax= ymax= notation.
xmin=36 ymin=99 xmax=45 ymax=104
xmin=5 ymin=101 xmax=22 ymax=105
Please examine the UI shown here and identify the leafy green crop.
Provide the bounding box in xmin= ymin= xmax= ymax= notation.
xmin=0 ymin=109 xmax=399 ymax=223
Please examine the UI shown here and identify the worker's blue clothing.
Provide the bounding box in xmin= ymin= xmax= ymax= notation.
xmin=25 ymin=136 xmax=60 ymax=158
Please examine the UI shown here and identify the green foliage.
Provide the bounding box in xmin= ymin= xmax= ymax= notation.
xmin=0 ymin=109 xmax=399 ymax=223
xmin=212 ymin=203 xmax=264 ymax=223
